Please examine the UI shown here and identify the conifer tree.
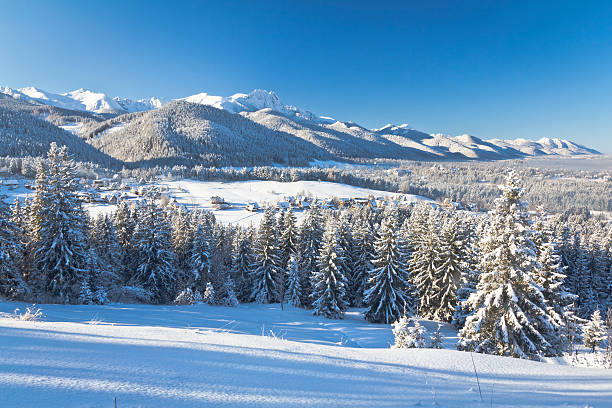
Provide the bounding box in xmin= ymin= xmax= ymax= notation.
xmin=113 ymin=200 xmax=136 ymax=281
xmin=458 ymin=171 xmax=560 ymax=360
xmin=33 ymin=143 xmax=89 ymax=303
xmin=171 ymin=206 xmax=193 ymax=277
xmin=131 ymin=201 xmax=177 ymax=303
xmin=230 ymin=228 xmax=254 ymax=303
xmin=349 ymin=218 xmax=374 ymax=307
xmin=0 ymin=198 xmax=27 ymax=299
xmin=532 ymin=215 xmax=580 ymax=353
xmin=312 ymin=219 xmax=348 ymax=319
xmin=220 ymin=275 xmax=239 ymax=307
xmin=190 ymin=223 xmax=211 ymax=292
xmin=430 ymin=325 xmax=444 ymax=349
xmin=285 ymin=254 xmax=301 ymax=307
xmin=432 ymin=214 xmax=466 ymax=322
xmin=364 ymin=217 xmax=413 ymax=323
xmin=298 ymin=207 xmax=323 ymax=307
xmin=583 ymin=310 xmax=607 ymax=352
xmin=410 ymin=209 xmax=440 ymax=318
xmin=250 ymin=208 xmax=283 ymax=303
xmin=90 ymin=215 xmax=122 ymax=286
xmin=278 ymin=208 xmax=298 ymax=269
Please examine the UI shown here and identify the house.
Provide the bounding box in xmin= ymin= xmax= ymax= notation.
xmin=276 ymin=201 xmax=291 ymax=210
xmin=213 ymin=202 xmax=232 ymax=210
xmin=210 ymin=196 xmax=225 ymax=204
xmin=246 ymin=202 xmax=260 ymax=212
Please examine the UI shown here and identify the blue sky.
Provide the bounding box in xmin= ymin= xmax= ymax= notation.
xmin=1 ymin=1 xmax=611 ymax=153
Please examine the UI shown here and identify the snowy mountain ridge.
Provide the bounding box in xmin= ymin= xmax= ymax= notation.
xmin=0 ymin=84 xmax=601 ymax=159
xmin=0 ymin=85 xmax=163 ymax=114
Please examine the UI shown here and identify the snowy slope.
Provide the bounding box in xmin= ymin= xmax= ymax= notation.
xmin=0 ymin=86 xmax=163 ymax=114
xmin=1 ymin=301 xmax=611 ymax=407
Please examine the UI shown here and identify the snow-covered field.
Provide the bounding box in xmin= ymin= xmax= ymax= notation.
xmin=1 ymin=301 xmax=612 ymax=407
xmin=2 ymin=178 xmax=432 ymax=225
xmin=155 ymin=180 xmax=431 ymax=225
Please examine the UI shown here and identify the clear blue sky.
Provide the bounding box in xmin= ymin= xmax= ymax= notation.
xmin=1 ymin=0 xmax=611 ymax=153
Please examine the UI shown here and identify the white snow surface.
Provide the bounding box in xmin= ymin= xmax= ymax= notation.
xmin=1 ymin=301 xmax=611 ymax=407
xmin=155 ymin=180 xmax=431 ymax=225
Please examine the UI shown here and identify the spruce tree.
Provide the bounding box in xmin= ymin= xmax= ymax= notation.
xmin=33 ymin=143 xmax=89 ymax=303
xmin=250 ymin=208 xmax=283 ymax=303
xmin=230 ymin=228 xmax=254 ymax=303
xmin=458 ymin=171 xmax=560 ymax=360
xmin=349 ymin=218 xmax=374 ymax=307
xmin=410 ymin=209 xmax=440 ymax=318
xmin=131 ymin=201 xmax=177 ymax=303
xmin=190 ymin=223 xmax=211 ymax=293
xmin=0 ymin=198 xmax=27 ymax=299
xmin=113 ymin=200 xmax=136 ymax=281
xmin=532 ymin=216 xmax=580 ymax=353
xmin=278 ymin=208 xmax=298 ymax=269
xmin=583 ymin=310 xmax=607 ymax=352
xmin=298 ymin=207 xmax=323 ymax=307
xmin=312 ymin=219 xmax=348 ymax=319
xmin=285 ymin=253 xmax=301 ymax=307
xmin=364 ymin=217 xmax=413 ymax=323
xmin=432 ymin=214 xmax=466 ymax=322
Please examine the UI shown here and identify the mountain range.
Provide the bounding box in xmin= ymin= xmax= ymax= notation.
xmin=0 ymin=84 xmax=601 ymax=167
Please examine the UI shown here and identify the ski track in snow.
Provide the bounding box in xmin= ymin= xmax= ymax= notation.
xmin=1 ymin=302 xmax=612 ymax=407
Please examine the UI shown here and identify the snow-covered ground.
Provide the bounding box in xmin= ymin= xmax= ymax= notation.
xmin=1 ymin=301 xmax=611 ymax=407
xmin=156 ymin=180 xmax=431 ymax=225
xmin=2 ymin=178 xmax=433 ymax=225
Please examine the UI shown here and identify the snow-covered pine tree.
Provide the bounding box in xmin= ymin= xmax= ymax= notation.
xmin=452 ymin=214 xmax=481 ymax=329
xmin=430 ymin=325 xmax=444 ymax=349
xmin=220 ymin=275 xmax=239 ymax=307
xmin=348 ymin=218 xmax=374 ymax=307
xmin=532 ymin=214 xmax=580 ymax=353
xmin=583 ymin=310 xmax=607 ymax=352
xmin=208 ymin=223 xmax=233 ymax=303
xmin=131 ymin=201 xmax=177 ymax=303
xmin=113 ymin=200 xmax=136 ymax=281
xmin=337 ymin=212 xmax=355 ymax=300
xmin=250 ymin=207 xmax=283 ymax=303
xmin=33 ymin=143 xmax=89 ymax=303
xmin=298 ymin=207 xmax=324 ymax=307
xmin=393 ymin=317 xmax=427 ymax=348
xmin=190 ymin=223 xmax=211 ymax=292
xmin=278 ymin=208 xmax=298 ymax=270
xmin=285 ymin=253 xmax=301 ymax=307
xmin=575 ymin=247 xmax=597 ymax=319
xmin=312 ymin=219 xmax=348 ymax=319
xmin=392 ymin=314 xmax=411 ymax=348
xmin=230 ymin=228 xmax=254 ymax=303
xmin=89 ymin=214 xmax=122 ymax=293
xmin=171 ymin=205 xmax=193 ymax=280
xmin=409 ymin=208 xmax=441 ymax=319
xmin=431 ymin=213 xmax=466 ymax=322
xmin=202 ymin=281 xmax=215 ymax=305
xmin=458 ymin=171 xmax=560 ymax=360
xmin=364 ymin=217 xmax=413 ymax=323
xmin=0 ymin=197 xmax=27 ymax=299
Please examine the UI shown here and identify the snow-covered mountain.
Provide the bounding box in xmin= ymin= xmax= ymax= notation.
xmin=0 ymin=86 xmax=163 ymax=114
xmin=182 ymin=89 xmax=320 ymax=122
xmin=0 ymin=84 xmax=601 ymax=164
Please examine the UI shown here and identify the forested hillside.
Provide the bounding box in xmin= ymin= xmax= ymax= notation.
xmin=0 ymin=98 xmax=118 ymax=166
